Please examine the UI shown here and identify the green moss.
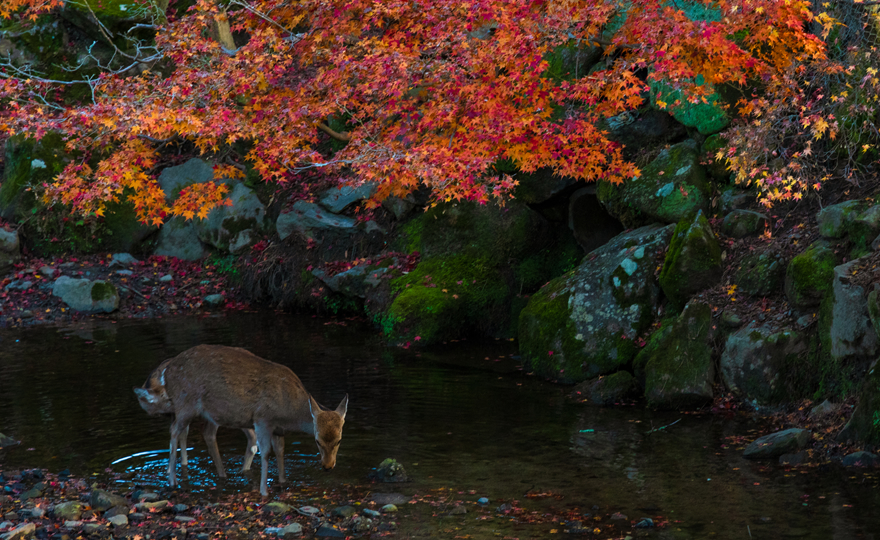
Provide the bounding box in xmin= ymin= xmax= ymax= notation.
xmin=387 ymin=254 xmax=510 ymax=343
xmin=814 ymin=294 xmax=857 ymax=400
xmin=90 ymin=281 xmax=116 ymax=302
xmin=784 ymin=244 xmax=837 ymax=308
xmin=659 ymin=211 xmax=722 ymax=310
xmin=517 ymin=275 xmax=585 ymax=380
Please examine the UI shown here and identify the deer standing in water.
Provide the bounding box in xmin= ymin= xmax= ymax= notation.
xmin=135 ymin=345 xmax=348 ymax=496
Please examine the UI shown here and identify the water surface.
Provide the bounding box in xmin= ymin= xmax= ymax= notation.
xmin=1 ymin=311 xmax=878 ymax=539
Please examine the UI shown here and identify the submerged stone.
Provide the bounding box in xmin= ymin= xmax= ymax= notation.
xmin=743 ymin=428 xmax=811 ymax=458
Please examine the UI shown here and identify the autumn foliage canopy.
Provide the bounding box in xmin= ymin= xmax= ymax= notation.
xmin=0 ymin=0 xmax=833 ymax=224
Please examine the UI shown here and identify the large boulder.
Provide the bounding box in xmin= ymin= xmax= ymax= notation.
xmin=736 ymin=251 xmax=786 ymax=297
xmin=720 ymin=323 xmax=811 ymax=405
xmin=153 ymin=216 xmax=209 ymax=261
xmin=387 ymin=200 xmax=567 ymax=343
xmin=512 ymin=168 xmax=579 ymax=205
xmin=658 ymin=211 xmax=722 ymax=310
xmin=721 ymin=210 xmax=770 ymax=239
xmin=784 ymin=242 xmax=839 ymax=309
xmin=597 ymin=139 xmax=711 ymax=228
xmin=822 ymin=259 xmax=879 ymax=364
xmin=837 ymin=363 xmax=880 ymax=445
xmin=195 ymin=182 xmax=266 ymax=253
xmin=319 ymin=182 xmax=378 ymax=213
xmin=599 ymin=107 xmax=688 ymax=159
xmin=519 ymin=224 xmax=674 ymax=382
xmin=276 ymin=200 xmax=385 ymax=261
xmin=52 ymin=277 xmax=119 ymax=313
xmin=633 ymin=302 xmax=715 ymax=409
xmin=0 ymin=227 xmax=21 ymax=275
xmin=816 ymin=200 xmax=880 ymax=257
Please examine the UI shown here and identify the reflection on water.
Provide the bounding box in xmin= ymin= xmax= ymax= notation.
xmin=1 ymin=311 xmax=879 ymax=539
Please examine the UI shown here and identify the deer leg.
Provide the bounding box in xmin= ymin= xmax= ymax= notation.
xmin=271 ymin=435 xmax=286 ymax=484
xmin=242 ymin=429 xmax=257 ymax=472
xmin=179 ymin=425 xmax=189 ymax=468
xmin=168 ymin=416 xmax=192 ymax=487
xmin=202 ymin=421 xmax=226 ymax=478
xmin=254 ymin=423 xmax=273 ymax=497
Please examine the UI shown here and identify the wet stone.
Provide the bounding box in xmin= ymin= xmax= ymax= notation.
xmin=315 ymin=523 xmax=345 ymax=538
xmin=174 ymin=516 xmax=195 ymax=522
xmin=841 ymin=451 xmax=880 ymax=467
xmin=330 ymin=506 xmax=356 ymax=518
xmin=297 ymin=506 xmax=320 ymax=515
xmin=103 ymin=505 xmax=129 ymax=519
xmin=367 ymin=494 xmax=409 ymax=506
xmin=381 ymin=504 xmax=398 ymax=514
xmin=107 ymin=515 xmax=128 ymax=527
xmin=263 ymin=502 xmax=291 ymax=515
xmin=172 ymin=504 xmax=188 ymax=513
xmin=744 ymin=428 xmax=811 ymax=459
xmin=62 ymin=521 xmax=82 ymax=528
xmin=362 ymin=509 xmax=380 ymax=518
xmin=281 ymin=523 xmax=302 ymax=537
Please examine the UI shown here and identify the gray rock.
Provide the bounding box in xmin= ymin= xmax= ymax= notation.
xmin=172 ymin=504 xmax=188 ymax=513
xmin=174 ymin=516 xmax=195 ymax=522
xmin=263 ymin=502 xmax=291 ymax=515
xmin=315 ymin=523 xmax=345 ymax=537
xmin=382 ymin=195 xmax=418 ymax=220
xmin=277 ymin=200 xmax=357 ymax=242
xmin=107 ymin=515 xmax=128 ymax=527
xmin=817 ymin=200 xmax=862 ymax=238
xmin=53 ymin=501 xmax=84 ymax=521
xmin=0 ymin=523 xmax=34 ymax=540
xmin=367 ymin=493 xmax=409 ymax=506
xmin=312 ymin=265 xmax=389 ymax=299
xmin=318 ymin=182 xmax=377 ymax=213
xmin=370 ymin=459 xmax=408 ymax=483
xmin=601 ymin=108 xmax=687 ymax=159
xmin=157 ymin=158 xmax=216 ymax=202
xmin=720 ymin=311 xmax=742 ymax=328
xmin=720 ymin=323 xmax=809 ymax=405
xmin=135 ymin=500 xmax=170 ymax=512
xmin=351 ymin=517 xmax=373 ymax=534
xmin=743 ymin=428 xmax=811 ymax=458
xmin=203 ymin=294 xmax=225 ymax=305
xmin=153 ymin=216 xmax=209 ymax=261
xmin=104 ymin=505 xmax=129 ymax=518
xmin=0 ymin=228 xmax=21 ymax=275
xmin=721 ymin=209 xmax=770 ymax=238
xmin=331 ymin=506 xmax=357 ymax=518
xmin=109 ymin=253 xmax=139 ymax=267
xmin=810 ymin=399 xmax=838 ymax=417
xmin=836 ymin=365 xmax=880 ymax=444
xmin=736 ymin=251 xmax=785 ymax=297
xmin=841 ymin=451 xmax=880 ymax=467
xmin=90 ymin=489 xmax=127 ymax=512
xmin=4 ymin=280 xmax=32 ymax=291
xmin=570 ymin=371 xmax=637 ymax=406
xmin=195 ymin=182 xmax=266 ymax=253
xmin=62 ymin=521 xmax=83 ymax=528
xmin=82 ymin=523 xmax=106 ymax=534
xmin=827 ymin=259 xmax=879 ymax=363
xmin=298 ymin=506 xmax=321 ymax=515
xmin=38 ymin=266 xmax=56 ymax=277
xmin=19 ymin=487 xmax=42 ymax=500
xmin=719 ymin=188 xmax=752 ymax=213
xmin=519 ymin=224 xmax=675 ymax=382
xmin=282 ymin=523 xmax=302 ymax=536
xmin=52 ymin=277 xmax=119 ymax=313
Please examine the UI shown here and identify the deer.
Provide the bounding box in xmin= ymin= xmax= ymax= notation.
xmin=134 ymin=358 xmax=271 ymax=477
xmin=134 ymin=345 xmax=348 ymax=496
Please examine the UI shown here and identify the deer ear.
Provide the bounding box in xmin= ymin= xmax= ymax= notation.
xmin=335 ymin=394 xmax=348 ymax=420
xmin=308 ymin=395 xmax=321 ymax=419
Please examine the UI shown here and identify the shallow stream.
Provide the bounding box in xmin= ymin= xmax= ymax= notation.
xmin=1 ymin=311 xmax=879 ymax=539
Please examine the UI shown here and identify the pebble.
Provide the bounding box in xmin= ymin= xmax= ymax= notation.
xmin=39 ymin=267 xmax=57 ymax=277
xmin=362 ymin=509 xmax=380 ymax=517
xmin=159 ymin=275 xmax=173 ymax=282
xmin=173 ymin=504 xmax=188 ymax=513
xmin=0 ymin=522 xmax=12 ymax=530
xmin=298 ymin=506 xmax=320 ymax=515
xmin=263 ymin=502 xmax=291 ymax=515
xmin=449 ymin=505 xmax=467 ymax=515
xmin=330 ymin=506 xmax=356 ymax=518
xmin=314 ymin=523 xmax=345 ymax=537
xmin=477 ymin=497 xmax=489 ymax=505
xmin=28 ymin=508 xmax=45 ymax=518
xmin=203 ymin=294 xmax=225 ymax=305
xmin=107 ymin=515 xmax=128 ymax=527
xmin=62 ymin=522 xmax=82 ymax=528
xmin=116 ymin=270 xmax=133 ymax=276
xmin=83 ymin=524 xmax=106 ymax=534
xmin=380 ymin=504 xmax=398 ymax=514
xmin=282 ymin=523 xmax=302 ymax=536
xmin=635 ymin=518 xmax=654 ymax=528
xmin=174 ymin=516 xmax=195 ymax=522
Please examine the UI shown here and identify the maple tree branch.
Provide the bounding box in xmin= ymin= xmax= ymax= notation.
xmin=317 ymin=122 xmax=352 ymax=141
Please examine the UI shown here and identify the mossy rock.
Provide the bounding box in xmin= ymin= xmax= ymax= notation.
xmin=817 ymin=200 xmax=865 ymax=239
xmin=784 ymin=243 xmax=839 ymax=309
xmin=815 ymin=200 xmax=880 ymax=258
xmin=596 ymin=139 xmax=711 ymax=228
xmin=385 ymin=200 xmax=577 ymax=344
xmin=868 ymin=290 xmax=880 ymax=341
xmin=635 ymin=301 xmax=715 ymax=410
xmin=702 ymin=133 xmax=730 ymax=181
xmin=721 ymin=209 xmax=769 ymax=238
xmin=659 ymin=211 xmax=722 ymax=311
xmin=649 ymin=75 xmax=730 ymax=135
xmin=837 ymin=364 xmax=880 ymax=445
xmin=1 ymin=133 xmax=70 ymax=221
xmin=569 ymin=371 xmax=637 ymax=406
xmin=720 ymin=323 xmax=812 ymax=405
xmin=519 ymin=224 xmax=674 ymax=382
xmin=736 ymin=251 xmax=785 ymax=297
xmin=386 ymin=255 xmax=509 ymax=344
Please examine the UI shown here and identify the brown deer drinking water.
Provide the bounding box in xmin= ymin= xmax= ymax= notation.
xmin=134 ymin=345 xmax=348 ymax=496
